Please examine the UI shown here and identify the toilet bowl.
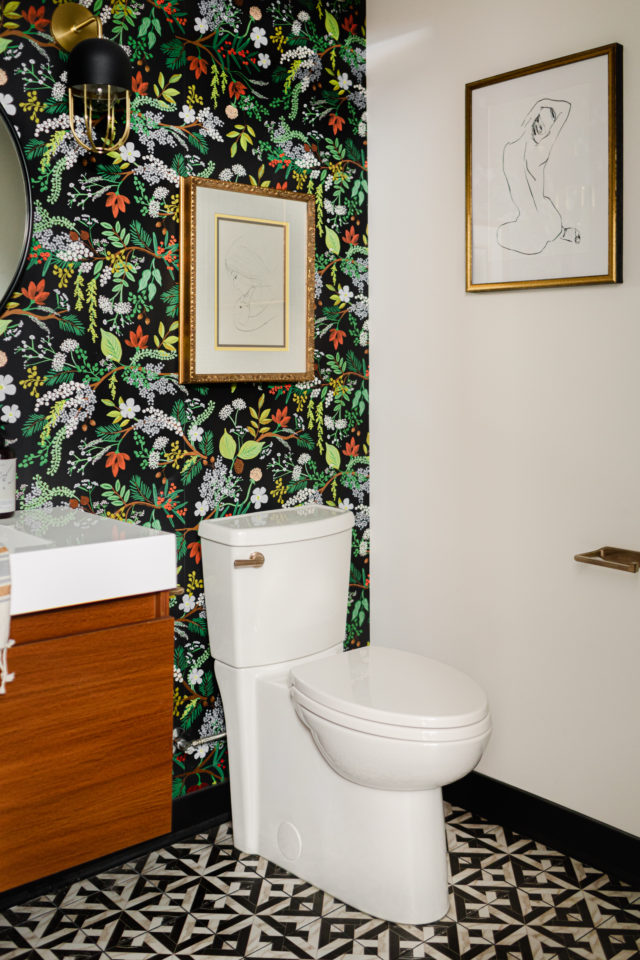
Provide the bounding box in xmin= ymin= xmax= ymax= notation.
xmin=200 ymin=504 xmax=491 ymax=924
xmin=291 ymin=646 xmax=491 ymax=791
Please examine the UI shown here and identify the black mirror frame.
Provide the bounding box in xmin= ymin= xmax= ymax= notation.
xmin=0 ymin=102 xmax=33 ymax=316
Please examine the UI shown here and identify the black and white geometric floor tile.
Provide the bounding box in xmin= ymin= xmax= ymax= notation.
xmin=1 ymin=806 xmax=639 ymax=960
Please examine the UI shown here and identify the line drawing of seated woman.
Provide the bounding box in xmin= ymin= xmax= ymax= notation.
xmin=497 ymin=98 xmax=580 ymax=255
xmin=224 ymin=236 xmax=282 ymax=335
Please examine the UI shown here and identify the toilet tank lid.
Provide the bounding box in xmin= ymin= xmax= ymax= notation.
xmin=199 ymin=504 xmax=354 ymax=547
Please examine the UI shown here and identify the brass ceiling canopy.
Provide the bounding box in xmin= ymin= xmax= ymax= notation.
xmin=51 ymin=3 xmax=102 ymax=53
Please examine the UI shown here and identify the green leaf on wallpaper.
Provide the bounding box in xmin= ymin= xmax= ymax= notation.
xmin=130 ymin=221 xmax=153 ymax=250
xmin=0 ymin=39 xmax=12 ymax=55
xmin=171 ymin=399 xmax=187 ymax=426
xmin=138 ymin=267 xmax=153 ymax=292
xmin=100 ymin=329 xmax=122 ymax=363
xmin=237 ymin=440 xmax=264 ymax=461
xmin=201 ymin=432 xmax=214 ymax=456
xmin=101 ymin=481 xmax=129 ymax=506
xmin=96 ymin=423 xmax=123 ymax=442
xmin=24 ymin=138 xmax=47 ymax=159
xmin=100 ymin=222 xmax=128 ymax=249
xmin=161 ymin=285 xmax=180 ymax=319
xmin=47 ymin=370 xmax=76 ymax=387
xmin=296 ymin=432 xmax=315 ymax=450
xmin=171 ymin=779 xmax=185 ymax=800
xmin=171 ymin=155 xmax=190 ymax=177
xmin=58 ymin=314 xmax=84 ymax=334
xmin=325 ymin=444 xmax=341 ymax=470
xmin=188 ymin=130 xmax=209 ymax=156
xmin=175 ymin=537 xmax=188 ymax=562
xmin=219 ymin=430 xmax=237 ymax=460
xmin=129 ymin=474 xmax=153 ymax=502
xmin=325 ymin=10 xmax=340 ymax=40
xmin=325 ymin=226 xmax=341 ymax=256
xmin=188 ymin=617 xmax=208 ymax=638
xmin=22 ymin=413 xmax=47 ymax=437
xmin=182 ymin=457 xmax=204 ymax=485
xmin=161 ymin=38 xmax=186 ymax=69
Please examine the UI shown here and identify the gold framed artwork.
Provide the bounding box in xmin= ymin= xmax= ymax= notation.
xmin=466 ymin=43 xmax=622 ymax=292
xmin=179 ymin=177 xmax=315 ymax=383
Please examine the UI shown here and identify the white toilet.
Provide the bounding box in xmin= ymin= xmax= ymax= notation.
xmin=199 ymin=504 xmax=490 ymax=924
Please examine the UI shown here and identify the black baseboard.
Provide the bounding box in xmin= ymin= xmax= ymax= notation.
xmin=172 ymin=781 xmax=231 ymax=832
xmin=0 ymin=784 xmax=231 ymax=911
xmin=443 ymin=771 xmax=640 ymax=886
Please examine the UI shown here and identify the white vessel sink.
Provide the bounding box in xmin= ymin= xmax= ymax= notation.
xmin=0 ymin=507 xmax=177 ymax=615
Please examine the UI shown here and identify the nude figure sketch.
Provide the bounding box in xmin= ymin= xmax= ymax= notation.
xmin=497 ymin=99 xmax=580 ymax=255
xmin=224 ymin=237 xmax=282 ymax=334
xmin=215 ymin=218 xmax=287 ymax=350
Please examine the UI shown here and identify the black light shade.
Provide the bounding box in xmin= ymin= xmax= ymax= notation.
xmin=68 ymin=37 xmax=131 ymax=100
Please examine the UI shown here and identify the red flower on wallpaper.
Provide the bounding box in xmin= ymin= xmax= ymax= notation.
xmin=228 ymin=80 xmax=247 ymax=99
xmin=343 ymin=225 xmax=359 ymax=245
xmin=105 ymin=192 xmax=130 ymax=218
xmin=343 ymin=437 xmax=360 ymax=457
xmin=187 ymin=55 xmax=208 ymax=79
xmin=329 ymin=328 xmax=346 ymax=349
xmin=188 ymin=541 xmax=202 ymax=564
xmin=275 ymin=182 xmax=289 ymax=190
xmin=125 ymin=325 xmax=149 ymax=348
xmin=22 ymin=5 xmax=49 ymax=29
xmin=105 ymin=451 xmax=130 ymax=476
xmin=131 ymin=70 xmax=149 ymax=94
xmin=328 ymin=113 xmax=345 ymax=135
xmin=21 ymin=278 xmax=49 ymax=304
xmin=342 ymin=14 xmax=358 ymax=34
xmin=272 ymin=406 xmax=291 ymax=428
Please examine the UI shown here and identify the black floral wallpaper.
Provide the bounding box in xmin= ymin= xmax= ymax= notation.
xmin=0 ymin=0 xmax=368 ymax=797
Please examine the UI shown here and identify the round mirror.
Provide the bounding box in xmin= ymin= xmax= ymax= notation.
xmin=0 ymin=103 xmax=32 ymax=314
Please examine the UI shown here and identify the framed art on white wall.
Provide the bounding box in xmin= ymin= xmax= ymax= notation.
xmin=466 ymin=43 xmax=622 ymax=292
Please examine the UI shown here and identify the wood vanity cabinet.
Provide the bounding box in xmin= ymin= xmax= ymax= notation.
xmin=0 ymin=590 xmax=174 ymax=893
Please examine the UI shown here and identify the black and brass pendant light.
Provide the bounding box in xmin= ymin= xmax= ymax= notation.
xmin=51 ymin=2 xmax=132 ymax=154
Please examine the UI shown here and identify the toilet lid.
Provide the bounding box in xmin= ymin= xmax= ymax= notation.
xmin=290 ymin=646 xmax=489 ymax=729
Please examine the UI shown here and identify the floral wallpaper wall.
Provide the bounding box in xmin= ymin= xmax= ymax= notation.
xmin=0 ymin=0 xmax=368 ymax=797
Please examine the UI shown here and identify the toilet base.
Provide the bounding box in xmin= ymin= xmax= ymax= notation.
xmin=215 ymin=657 xmax=451 ymax=925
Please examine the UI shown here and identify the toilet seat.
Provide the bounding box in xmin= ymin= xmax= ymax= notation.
xmin=291 ymin=686 xmax=491 ymax=742
xmin=290 ymin=646 xmax=490 ymax=742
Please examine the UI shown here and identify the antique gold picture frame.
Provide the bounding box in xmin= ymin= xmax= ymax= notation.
xmin=466 ymin=43 xmax=622 ymax=292
xmin=179 ymin=177 xmax=315 ymax=383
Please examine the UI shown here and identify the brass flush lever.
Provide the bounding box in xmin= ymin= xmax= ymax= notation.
xmin=234 ymin=552 xmax=265 ymax=569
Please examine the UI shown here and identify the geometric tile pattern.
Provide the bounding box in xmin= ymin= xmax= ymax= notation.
xmin=1 ymin=804 xmax=639 ymax=959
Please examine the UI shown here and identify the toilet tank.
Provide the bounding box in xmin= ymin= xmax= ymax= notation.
xmin=199 ymin=505 xmax=354 ymax=668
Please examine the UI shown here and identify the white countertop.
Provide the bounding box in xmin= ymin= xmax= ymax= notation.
xmin=0 ymin=507 xmax=177 ymax=615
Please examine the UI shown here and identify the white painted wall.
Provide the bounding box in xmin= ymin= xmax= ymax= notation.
xmin=368 ymin=0 xmax=640 ymax=836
